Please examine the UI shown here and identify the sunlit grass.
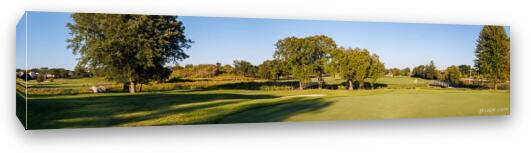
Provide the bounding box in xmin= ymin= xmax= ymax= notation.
xmin=26 ymin=88 xmax=509 ymax=129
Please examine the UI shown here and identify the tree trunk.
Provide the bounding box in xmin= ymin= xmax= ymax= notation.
xmin=299 ymin=81 xmax=304 ymax=90
xmin=317 ymin=73 xmax=323 ymax=90
xmin=494 ymin=81 xmax=498 ymax=90
xmin=317 ymin=79 xmax=322 ymax=90
xmin=123 ymin=83 xmax=129 ymax=92
xmin=348 ymin=79 xmax=353 ymax=90
xmin=129 ymin=82 xmax=136 ymax=93
xmin=139 ymin=84 xmax=143 ymax=92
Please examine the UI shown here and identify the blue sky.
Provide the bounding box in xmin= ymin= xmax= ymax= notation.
xmin=16 ymin=11 xmax=509 ymax=70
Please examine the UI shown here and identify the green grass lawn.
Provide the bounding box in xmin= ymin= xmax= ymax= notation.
xmin=25 ymin=87 xmax=509 ymax=129
xmin=27 ymin=77 xmax=116 ymax=89
xmin=377 ymin=76 xmax=433 ymax=85
xmin=316 ymin=76 xmax=435 ymax=89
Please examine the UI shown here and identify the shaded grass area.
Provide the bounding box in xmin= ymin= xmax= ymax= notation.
xmin=219 ymin=98 xmax=332 ymax=123
xmin=27 ymin=90 xmax=331 ymax=129
xmin=16 ymin=91 xmax=27 ymax=128
xmin=26 ymin=88 xmax=509 ymax=129
xmin=16 ymin=78 xmax=27 ymax=128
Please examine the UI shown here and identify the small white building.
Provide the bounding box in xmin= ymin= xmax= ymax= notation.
xmin=28 ymin=72 xmax=38 ymax=78
xmin=16 ymin=72 xmax=25 ymax=77
xmin=44 ymin=74 xmax=55 ymax=78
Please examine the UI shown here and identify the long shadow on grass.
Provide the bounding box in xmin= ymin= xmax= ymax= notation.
xmin=214 ymin=97 xmax=333 ymax=124
xmin=26 ymin=92 xmax=278 ymax=129
xmin=16 ymin=91 xmax=27 ymax=128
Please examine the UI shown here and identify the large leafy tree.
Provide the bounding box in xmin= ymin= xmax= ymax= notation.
xmin=222 ymin=64 xmax=234 ymax=74
xmin=274 ymin=35 xmax=337 ymax=90
xmin=274 ymin=36 xmax=307 ymax=90
xmin=67 ymin=13 xmax=192 ymax=93
xmin=458 ymin=65 xmax=472 ymax=78
xmin=258 ymin=60 xmax=274 ymax=79
xmin=233 ymin=60 xmax=257 ymax=77
xmin=474 ymin=26 xmax=510 ymax=90
xmin=307 ymin=35 xmax=337 ymax=89
xmin=389 ymin=68 xmax=401 ymax=76
xmin=401 ymin=67 xmax=411 ymax=76
xmin=411 ymin=65 xmax=426 ymax=78
xmin=444 ymin=65 xmax=462 ymax=85
xmin=327 ymin=47 xmax=371 ymax=90
xmin=258 ymin=59 xmax=284 ymax=80
xmin=366 ymin=54 xmax=386 ymax=89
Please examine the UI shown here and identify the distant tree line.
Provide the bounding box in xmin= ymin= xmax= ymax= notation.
xmin=171 ymin=63 xmax=224 ymax=79
xmin=170 ymin=61 xmax=259 ymax=79
xmin=411 ymin=60 xmax=441 ymax=80
xmin=409 ymin=61 xmax=478 ymax=85
xmin=16 ymin=67 xmax=94 ymax=79
xmin=386 ymin=67 xmax=410 ymax=77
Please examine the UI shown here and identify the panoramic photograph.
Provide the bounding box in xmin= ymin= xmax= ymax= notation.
xmin=16 ymin=11 xmax=510 ymax=129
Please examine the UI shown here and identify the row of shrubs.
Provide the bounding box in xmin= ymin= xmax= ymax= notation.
xmin=140 ymin=80 xmax=241 ymax=91
xmin=458 ymin=82 xmax=510 ymax=90
xmin=26 ymin=78 xmax=399 ymax=96
xmin=26 ymin=83 xmax=123 ymax=96
xmin=26 ymin=80 xmax=299 ymax=96
xmin=140 ymin=80 xmax=299 ymax=91
xmin=27 ymin=88 xmax=94 ymax=96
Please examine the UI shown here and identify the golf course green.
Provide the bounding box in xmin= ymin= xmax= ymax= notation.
xmin=22 ymin=76 xmax=509 ymax=129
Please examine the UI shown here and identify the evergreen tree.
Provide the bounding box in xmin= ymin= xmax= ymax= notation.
xmin=474 ymin=26 xmax=510 ymax=90
xmin=425 ymin=60 xmax=438 ymax=80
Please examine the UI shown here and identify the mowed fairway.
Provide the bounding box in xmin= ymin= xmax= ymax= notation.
xmin=220 ymin=89 xmax=509 ymax=123
xmin=26 ymin=86 xmax=509 ymax=129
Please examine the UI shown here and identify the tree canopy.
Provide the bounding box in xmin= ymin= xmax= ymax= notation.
xmin=458 ymin=65 xmax=472 ymax=78
xmin=274 ymin=35 xmax=337 ymax=90
xmin=366 ymin=54 xmax=386 ymax=88
xmin=401 ymin=67 xmax=411 ymax=76
xmin=474 ymin=25 xmax=510 ymax=90
xmin=258 ymin=59 xmax=285 ymax=80
xmin=425 ymin=60 xmax=439 ymax=80
xmin=233 ymin=60 xmax=257 ymax=77
xmin=66 ymin=13 xmax=192 ymax=93
xmin=411 ymin=60 xmax=440 ymax=80
xmin=327 ymin=47 xmax=382 ymax=90
xmin=444 ymin=65 xmax=462 ymax=85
